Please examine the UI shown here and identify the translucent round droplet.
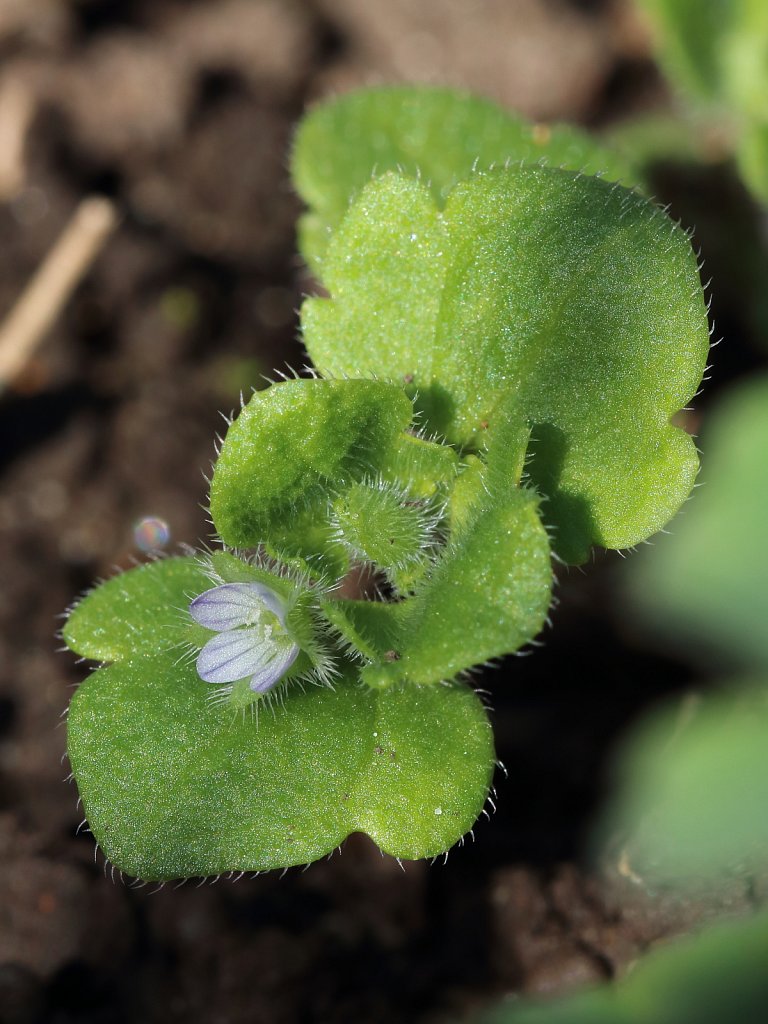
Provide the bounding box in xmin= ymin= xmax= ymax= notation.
xmin=133 ymin=516 xmax=170 ymax=552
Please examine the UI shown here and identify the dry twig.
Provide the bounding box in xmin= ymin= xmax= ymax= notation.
xmin=0 ymin=196 xmax=119 ymax=390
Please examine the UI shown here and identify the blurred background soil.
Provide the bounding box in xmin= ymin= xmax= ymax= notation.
xmin=0 ymin=2 xmax=764 ymax=1022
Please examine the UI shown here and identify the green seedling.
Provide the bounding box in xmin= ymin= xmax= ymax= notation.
xmin=62 ymin=87 xmax=709 ymax=880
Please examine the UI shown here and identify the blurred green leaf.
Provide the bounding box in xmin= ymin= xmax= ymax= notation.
xmin=292 ymin=85 xmax=639 ymax=272
xmin=638 ymin=0 xmax=735 ymax=106
xmin=598 ymin=690 xmax=768 ymax=889
xmin=630 ymin=377 xmax=768 ymax=669
xmin=737 ymin=122 xmax=768 ymax=205
xmin=303 ymin=168 xmax=709 ymax=562
xmin=482 ymin=908 xmax=768 ymax=1024
xmin=638 ymin=0 xmax=768 ymax=203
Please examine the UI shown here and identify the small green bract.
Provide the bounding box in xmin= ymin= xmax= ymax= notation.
xmin=62 ymin=86 xmax=710 ymax=880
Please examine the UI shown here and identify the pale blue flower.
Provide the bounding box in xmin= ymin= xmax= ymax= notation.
xmin=189 ymin=582 xmax=299 ymax=694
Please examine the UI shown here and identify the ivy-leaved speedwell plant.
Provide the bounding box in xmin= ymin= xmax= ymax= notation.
xmin=62 ymin=87 xmax=710 ymax=881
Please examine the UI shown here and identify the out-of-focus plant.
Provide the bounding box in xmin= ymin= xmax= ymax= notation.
xmin=630 ymin=377 xmax=768 ymax=671
xmin=482 ymin=910 xmax=768 ymax=1024
xmin=612 ymin=376 xmax=768 ymax=888
xmin=624 ymin=0 xmax=768 ymax=205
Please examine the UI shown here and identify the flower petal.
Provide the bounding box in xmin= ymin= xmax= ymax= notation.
xmin=189 ymin=582 xmax=286 ymax=631
xmin=249 ymin=643 xmax=300 ymax=693
xmin=197 ymin=627 xmax=285 ymax=684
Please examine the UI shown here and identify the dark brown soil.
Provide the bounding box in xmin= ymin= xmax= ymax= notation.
xmin=0 ymin=2 xmax=764 ymax=1022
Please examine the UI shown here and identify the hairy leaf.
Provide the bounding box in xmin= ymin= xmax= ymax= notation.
xmin=64 ymin=557 xmax=211 ymax=662
xmin=68 ymin=656 xmax=493 ymax=878
xmin=210 ymin=378 xmax=412 ymax=551
xmin=303 ymin=168 xmax=709 ymax=562
xmin=345 ymin=681 xmax=493 ymax=860
xmin=65 ymin=558 xmax=495 ymax=877
xmin=68 ymin=655 xmax=371 ymax=878
xmin=292 ymin=85 xmax=638 ymax=271
xmin=362 ymin=486 xmax=552 ymax=688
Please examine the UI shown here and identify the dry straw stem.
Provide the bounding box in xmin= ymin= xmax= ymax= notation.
xmin=0 ymin=75 xmax=34 ymax=200
xmin=0 ymin=195 xmax=120 ymax=389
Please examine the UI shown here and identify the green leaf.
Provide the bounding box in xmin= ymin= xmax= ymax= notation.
xmin=205 ymin=549 xmax=298 ymax=597
xmin=630 ymin=377 xmax=768 ymax=669
xmin=302 ymin=168 xmax=709 ymax=562
xmin=331 ymin=480 xmax=434 ymax=573
xmin=321 ymin=597 xmax=404 ymax=664
xmin=482 ymin=910 xmax=768 ymax=1024
xmin=597 ymin=690 xmax=768 ymax=891
xmin=362 ymin=486 xmax=552 ymax=688
xmin=64 ymin=557 xmax=495 ymax=877
xmin=292 ymin=85 xmax=638 ymax=272
xmin=68 ymin=654 xmax=493 ymax=879
xmin=63 ymin=556 xmax=211 ymax=662
xmin=69 ymin=656 xmax=372 ymax=879
xmin=378 ymin=427 xmax=459 ymax=498
xmin=303 ymin=175 xmax=447 ymax=391
xmin=345 ymin=681 xmax=493 ymax=860
xmin=209 ymin=378 xmax=413 ymax=552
